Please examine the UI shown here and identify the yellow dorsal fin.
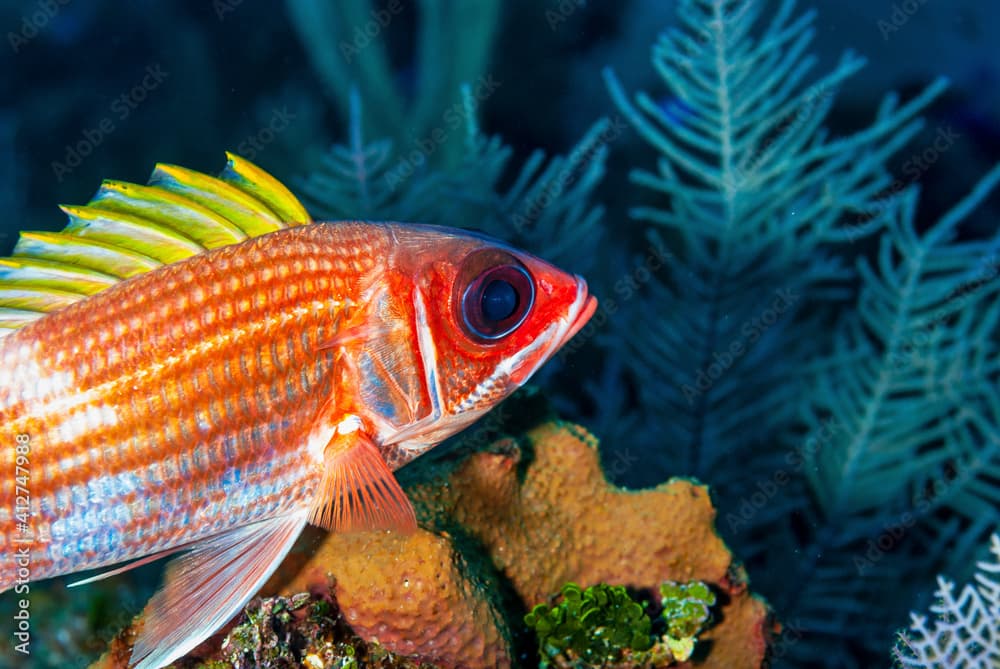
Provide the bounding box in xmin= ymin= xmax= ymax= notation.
xmin=0 ymin=153 xmax=311 ymax=335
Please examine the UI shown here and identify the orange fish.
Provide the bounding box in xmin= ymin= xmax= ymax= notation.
xmin=0 ymin=154 xmax=596 ymax=668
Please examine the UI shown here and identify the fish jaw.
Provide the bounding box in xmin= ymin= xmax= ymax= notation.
xmin=566 ymin=278 xmax=599 ymax=341
xmin=506 ymin=274 xmax=597 ymax=388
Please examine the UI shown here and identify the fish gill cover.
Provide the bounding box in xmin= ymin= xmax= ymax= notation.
xmin=1 ymin=0 xmax=999 ymax=667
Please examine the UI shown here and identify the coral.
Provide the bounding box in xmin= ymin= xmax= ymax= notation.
xmin=893 ymin=534 xmax=1000 ymax=668
xmin=285 ymin=0 xmax=501 ymax=171
xmin=272 ymin=529 xmax=513 ymax=669
xmin=92 ymin=410 xmax=773 ymax=669
xmin=295 ymin=87 xmax=609 ymax=279
xmin=659 ymin=581 xmax=717 ymax=661
xmin=279 ymin=8 xmax=1000 ymax=667
xmin=404 ymin=417 xmax=773 ymax=667
xmin=270 ymin=417 xmax=773 ymax=668
xmin=410 ymin=422 xmax=727 ymax=606
xmin=602 ymin=0 xmax=1000 ymax=664
xmin=523 ymin=580 xmax=718 ymax=668
xmin=92 ymin=591 xmax=437 ymax=669
xmin=524 ymin=582 xmax=654 ymax=668
xmin=788 ymin=161 xmax=1000 ymax=625
xmin=603 ymin=0 xmax=944 ymax=484
xmin=4 ymin=1 xmax=994 ymax=667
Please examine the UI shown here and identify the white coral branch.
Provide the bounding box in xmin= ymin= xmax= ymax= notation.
xmin=895 ymin=534 xmax=1000 ymax=668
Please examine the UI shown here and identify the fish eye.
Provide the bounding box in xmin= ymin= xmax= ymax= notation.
xmin=457 ymin=252 xmax=534 ymax=341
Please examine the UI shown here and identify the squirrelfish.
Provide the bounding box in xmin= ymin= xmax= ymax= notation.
xmin=0 ymin=154 xmax=596 ymax=668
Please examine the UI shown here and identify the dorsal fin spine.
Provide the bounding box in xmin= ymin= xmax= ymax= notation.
xmin=0 ymin=154 xmax=313 ymax=333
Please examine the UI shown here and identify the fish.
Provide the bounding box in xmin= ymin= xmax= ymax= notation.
xmin=0 ymin=153 xmax=597 ymax=668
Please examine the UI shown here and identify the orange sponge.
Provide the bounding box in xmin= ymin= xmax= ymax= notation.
xmin=94 ymin=420 xmax=774 ymax=668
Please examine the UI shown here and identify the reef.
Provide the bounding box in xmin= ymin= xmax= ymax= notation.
xmin=92 ymin=399 xmax=775 ymax=668
xmin=524 ymin=580 xmax=718 ymax=667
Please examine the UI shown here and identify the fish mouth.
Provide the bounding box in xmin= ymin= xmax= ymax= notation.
xmin=505 ymin=275 xmax=599 ymax=388
xmin=561 ymin=276 xmax=598 ymax=345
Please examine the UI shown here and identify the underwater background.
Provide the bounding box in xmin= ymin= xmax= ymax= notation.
xmin=1 ymin=0 xmax=999 ymax=667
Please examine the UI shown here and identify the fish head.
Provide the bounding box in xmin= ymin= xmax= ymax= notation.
xmin=373 ymin=224 xmax=597 ymax=452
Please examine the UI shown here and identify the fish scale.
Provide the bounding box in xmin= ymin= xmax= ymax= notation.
xmin=0 ymin=155 xmax=596 ymax=669
xmin=0 ymin=223 xmax=392 ymax=590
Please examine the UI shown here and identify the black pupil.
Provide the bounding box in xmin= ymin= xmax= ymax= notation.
xmin=481 ymin=279 xmax=518 ymax=323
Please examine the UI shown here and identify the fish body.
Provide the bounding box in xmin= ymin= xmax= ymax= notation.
xmin=0 ymin=156 xmax=596 ymax=668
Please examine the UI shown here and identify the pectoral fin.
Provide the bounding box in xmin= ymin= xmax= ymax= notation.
xmin=128 ymin=509 xmax=308 ymax=669
xmin=309 ymin=431 xmax=417 ymax=534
